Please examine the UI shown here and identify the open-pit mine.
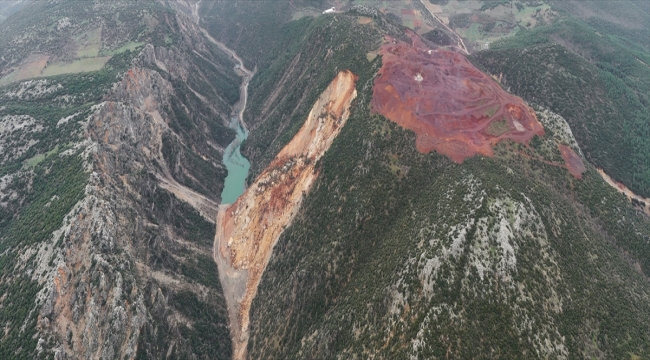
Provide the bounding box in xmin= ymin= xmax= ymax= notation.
xmin=372 ymin=32 xmax=545 ymax=163
xmin=214 ymin=70 xmax=358 ymax=360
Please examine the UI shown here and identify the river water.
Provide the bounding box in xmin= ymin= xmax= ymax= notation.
xmin=197 ymin=27 xmax=254 ymax=206
xmin=221 ymin=115 xmax=250 ymax=204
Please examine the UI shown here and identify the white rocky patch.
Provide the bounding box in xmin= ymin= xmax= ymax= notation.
xmin=55 ymin=94 xmax=78 ymax=104
xmin=386 ymin=175 xmax=569 ymax=359
xmin=57 ymin=112 xmax=81 ymax=127
xmin=0 ymin=173 xmax=13 ymax=193
xmin=57 ymin=17 xmax=72 ymax=31
xmin=5 ymin=79 xmax=62 ymax=100
xmin=419 ymin=255 xmax=441 ymax=296
xmin=513 ymin=120 xmax=525 ymax=132
xmin=535 ymin=105 xmax=582 ymax=156
xmin=0 ymin=114 xmax=43 ymax=165
xmin=59 ymin=139 xmax=92 ymax=158
xmin=0 ymin=114 xmax=40 ymax=135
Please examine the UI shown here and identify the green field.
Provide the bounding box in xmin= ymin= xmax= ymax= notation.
xmin=25 ymin=145 xmax=59 ymax=167
xmin=41 ymin=57 xmax=111 ymax=77
xmin=0 ymin=54 xmax=112 ymax=86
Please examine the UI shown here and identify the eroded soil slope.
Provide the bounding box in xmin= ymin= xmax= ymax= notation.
xmin=214 ymin=70 xmax=358 ymax=359
xmin=372 ymin=33 xmax=544 ymax=163
xmin=558 ymin=144 xmax=586 ymax=179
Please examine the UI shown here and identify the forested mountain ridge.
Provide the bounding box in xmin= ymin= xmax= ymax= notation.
xmin=200 ymin=1 xmax=650 ymax=358
xmin=473 ymin=14 xmax=650 ymax=198
xmin=0 ymin=0 xmax=648 ymax=359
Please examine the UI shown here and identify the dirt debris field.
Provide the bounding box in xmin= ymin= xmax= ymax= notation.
xmin=372 ymin=32 xmax=544 ymax=163
xmin=215 ymin=70 xmax=358 ymax=360
xmin=558 ymin=144 xmax=586 ymax=179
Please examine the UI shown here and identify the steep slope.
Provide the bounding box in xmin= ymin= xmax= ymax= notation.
xmin=1 ymin=1 xmax=649 ymax=359
xmin=472 ymin=15 xmax=650 ymax=198
xmin=248 ymin=69 xmax=650 ymax=360
xmin=215 ymin=70 xmax=358 ymax=360
xmin=196 ymin=5 xmax=650 ymax=359
xmin=200 ymin=3 xmax=399 ymax=180
xmin=0 ymin=2 xmax=240 ymax=358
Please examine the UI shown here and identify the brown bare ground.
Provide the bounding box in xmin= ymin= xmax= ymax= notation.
xmin=214 ymin=70 xmax=358 ymax=360
xmin=558 ymin=144 xmax=586 ymax=179
xmin=0 ymin=54 xmax=49 ymax=85
xmin=372 ymin=32 xmax=544 ymax=163
xmin=598 ymin=168 xmax=650 ymax=216
xmin=358 ymin=16 xmax=373 ymax=24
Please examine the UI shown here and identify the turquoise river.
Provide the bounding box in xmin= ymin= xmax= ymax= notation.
xmin=221 ymin=115 xmax=250 ymax=204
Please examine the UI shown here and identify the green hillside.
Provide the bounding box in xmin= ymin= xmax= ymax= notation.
xmin=474 ymin=14 xmax=650 ymax=198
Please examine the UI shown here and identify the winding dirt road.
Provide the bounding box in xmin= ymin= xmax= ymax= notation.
xmin=419 ymin=0 xmax=469 ymax=54
xmin=598 ymin=169 xmax=650 ymax=216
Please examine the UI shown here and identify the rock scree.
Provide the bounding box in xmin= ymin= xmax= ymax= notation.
xmin=372 ymin=32 xmax=544 ymax=163
xmin=214 ymin=70 xmax=358 ymax=360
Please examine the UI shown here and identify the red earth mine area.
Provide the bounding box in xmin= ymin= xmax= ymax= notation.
xmin=558 ymin=144 xmax=586 ymax=179
xmin=371 ymin=33 xmax=545 ymax=163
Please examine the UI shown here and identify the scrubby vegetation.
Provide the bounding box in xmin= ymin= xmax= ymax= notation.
xmin=0 ymin=1 xmax=240 ymax=357
xmin=0 ymin=28 xmax=142 ymax=358
xmin=247 ymin=61 xmax=650 ymax=358
xmin=0 ymin=150 xmax=88 ymax=359
xmin=0 ymin=53 xmax=107 ymax=360
xmin=198 ymin=4 xmax=650 ymax=358
xmin=136 ymin=187 xmax=231 ymax=360
xmin=474 ymin=15 xmax=650 ymax=197
xmin=0 ymin=0 xmax=649 ymax=358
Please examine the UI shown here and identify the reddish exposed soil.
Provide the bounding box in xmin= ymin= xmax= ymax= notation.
xmin=598 ymin=168 xmax=650 ymax=216
xmin=371 ymin=33 xmax=545 ymax=163
xmin=214 ymin=71 xmax=358 ymax=360
xmin=558 ymin=144 xmax=586 ymax=179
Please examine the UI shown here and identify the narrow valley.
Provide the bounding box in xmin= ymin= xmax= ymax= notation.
xmin=214 ymin=70 xmax=358 ymax=360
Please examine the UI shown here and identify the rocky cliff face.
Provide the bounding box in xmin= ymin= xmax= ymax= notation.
xmin=215 ymin=70 xmax=358 ymax=360
xmin=17 ymin=10 xmax=239 ymax=359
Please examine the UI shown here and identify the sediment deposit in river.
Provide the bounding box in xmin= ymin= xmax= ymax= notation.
xmin=214 ymin=70 xmax=358 ymax=359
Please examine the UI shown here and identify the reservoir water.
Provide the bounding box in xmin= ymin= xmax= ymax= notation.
xmin=221 ymin=115 xmax=250 ymax=204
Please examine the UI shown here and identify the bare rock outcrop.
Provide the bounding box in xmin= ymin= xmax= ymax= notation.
xmin=33 ymin=11 xmax=238 ymax=359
